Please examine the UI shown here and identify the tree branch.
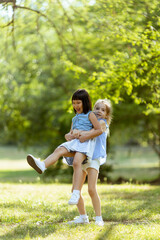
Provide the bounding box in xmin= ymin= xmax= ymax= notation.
xmin=1 ymin=20 xmax=13 ymax=28
xmin=36 ymin=16 xmax=52 ymax=64
xmin=14 ymin=4 xmax=66 ymax=53
xmin=57 ymin=0 xmax=80 ymax=55
xmin=11 ymin=0 xmax=16 ymax=49
xmin=0 ymin=0 xmax=14 ymax=3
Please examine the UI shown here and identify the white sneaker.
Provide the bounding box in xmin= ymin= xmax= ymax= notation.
xmin=68 ymin=192 xmax=80 ymax=205
xmin=67 ymin=216 xmax=89 ymax=225
xmin=27 ymin=154 xmax=46 ymax=174
xmin=95 ymin=219 xmax=104 ymax=226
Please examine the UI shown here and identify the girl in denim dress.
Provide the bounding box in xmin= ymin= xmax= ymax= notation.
xmin=27 ymin=89 xmax=103 ymax=205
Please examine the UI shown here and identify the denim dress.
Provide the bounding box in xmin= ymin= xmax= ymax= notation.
xmin=60 ymin=111 xmax=96 ymax=166
xmin=63 ymin=118 xmax=109 ymax=166
xmin=91 ymin=119 xmax=108 ymax=165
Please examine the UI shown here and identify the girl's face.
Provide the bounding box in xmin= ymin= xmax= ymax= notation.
xmin=94 ymin=102 xmax=107 ymax=119
xmin=72 ymin=100 xmax=83 ymax=114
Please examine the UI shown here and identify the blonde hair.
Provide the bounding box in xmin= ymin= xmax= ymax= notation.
xmin=94 ymin=99 xmax=112 ymax=126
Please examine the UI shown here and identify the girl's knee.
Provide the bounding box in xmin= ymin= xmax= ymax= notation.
xmin=54 ymin=147 xmax=65 ymax=156
xmin=73 ymin=160 xmax=81 ymax=168
xmin=88 ymin=187 xmax=96 ymax=197
xmin=54 ymin=147 xmax=61 ymax=153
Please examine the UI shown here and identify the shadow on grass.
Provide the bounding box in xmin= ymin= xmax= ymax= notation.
xmin=0 ymin=169 xmax=73 ymax=184
xmin=0 ymin=200 xmax=77 ymax=216
xmin=100 ymin=186 xmax=160 ymax=202
xmin=0 ymin=187 xmax=160 ymax=240
xmin=0 ymin=202 xmax=78 ymax=240
xmin=95 ymin=219 xmax=160 ymax=240
xmin=1 ymin=223 xmax=78 ymax=240
xmin=108 ymin=167 xmax=160 ymax=184
xmin=0 ymin=222 xmax=57 ymax=239
xmin=1 ymin=168 xmax=159 ymax=184
xmin=1 ymin=219 xmax=159 ymax=240
xmin=100 ymin=186 xmax=160 ymax=224
xmin=0 ymin=170 xmax=40 ymax=183
xmin=98 ymin=186 xmax=160 ymax=240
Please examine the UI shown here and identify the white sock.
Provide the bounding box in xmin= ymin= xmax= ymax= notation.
xmin=73 ymin=190 xmax=80 ymax=195
xmin=95 ymin=216 xmax=103 ymax=221
xmin=80 ymin=214 xmax=87 ymax=219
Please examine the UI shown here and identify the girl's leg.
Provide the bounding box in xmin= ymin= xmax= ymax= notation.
xmin=75 ymin=170 xmax=87 ymax=215
xmin=27 ymin=147 xmax=74 ymax=174
xmin=87 ymin=168 xmax=101 ymax=216
xmin=68 ymin=170 xmax=89 ymax=224
xmin=87 ymin=167 xmax=104 ymax=226
xmin=68 ymin=153 xmax=86 ymax=205
xmin=72 ymin=152 xmax=86 ymax=190
xmin=44 ymin=147 xmax=74 ymax=168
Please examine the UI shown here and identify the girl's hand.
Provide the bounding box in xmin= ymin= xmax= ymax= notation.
xmin=65 ymin=129 xmax=81 ymax=141
xmin=79 ymin=131 xmax=90 ymax=143
xmin=72 ymin=129 xmax=81 ymax=138
xmin=65 ymin=132 xmax=74 ymax=141
xmin=79 ymin=134 xmax=88 ymax=143
xmin=99 ymin=119 xmax=107 ymax=132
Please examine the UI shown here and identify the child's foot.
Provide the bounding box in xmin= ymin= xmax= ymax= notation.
xmin=67 ymin=216 xmax=89 ymax=224
xmin=94 ymin=216 xmax=104 ymax=226
xmin=27 ymin=154 xmax=46 ymax=174
xmin=95 ymin=219 xmax=104 ymax=226
xmin=68 ymin=191 xmax=80 ymax=205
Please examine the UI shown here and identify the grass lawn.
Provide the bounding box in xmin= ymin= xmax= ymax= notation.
xmin=0 ymin=183 xmax=160 ymax=240
xmin=0 ymin=146 xmax=160 ymax=239
xmin=0 ymin=146 xmax=39 ymax=183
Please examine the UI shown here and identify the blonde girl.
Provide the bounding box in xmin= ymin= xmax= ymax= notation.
xmin=68 ymin=99 xmax=112 ymax=226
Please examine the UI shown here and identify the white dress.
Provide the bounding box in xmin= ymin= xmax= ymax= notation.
xmin=60 ymin=138 xmax=96 ymax=166
xmin=60 ymin=111 xmax=96 ymax=166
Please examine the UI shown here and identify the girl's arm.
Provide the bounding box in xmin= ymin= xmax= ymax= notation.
xmin=65 ymin=123 xmax=75 ymax=141
xmin=78 ymin=112 xmax=103 ymax=141
xmin=79 ymin=119 xmax=106 ymax=143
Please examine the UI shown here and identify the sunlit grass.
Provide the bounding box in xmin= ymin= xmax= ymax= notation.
xmin=0 ymin=183 xmax=160 ymax=240
xmin=0 ymin=146 xmax=41 ymax=170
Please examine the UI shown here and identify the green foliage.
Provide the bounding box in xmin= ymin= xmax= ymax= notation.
xmin=0 ymin=3 xmax=79 ymax=147
xmin=0 ymin=0 xmax=159 ymax=159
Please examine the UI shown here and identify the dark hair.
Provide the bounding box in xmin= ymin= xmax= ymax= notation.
xmin=72 ymin=89 xmax=92 ymax=114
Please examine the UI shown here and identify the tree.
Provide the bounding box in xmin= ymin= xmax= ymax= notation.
xmin=0 ymin=0 xmax=160 ymax=178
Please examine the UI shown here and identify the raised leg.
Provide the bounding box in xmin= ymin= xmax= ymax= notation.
xmin=44 ymin=147 xmax=72 ymax=168
xmin=72 ymin=152 xmax=86 ymax=190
